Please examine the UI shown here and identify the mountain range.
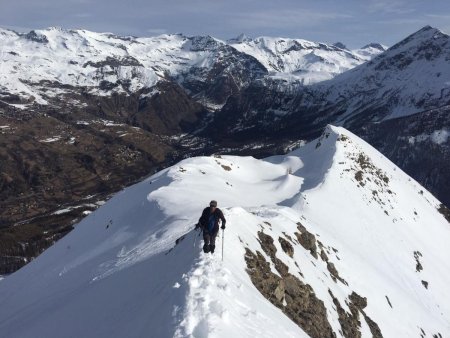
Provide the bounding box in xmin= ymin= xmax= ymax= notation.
xmin=0 ymin=25 xmax=449 ymax=276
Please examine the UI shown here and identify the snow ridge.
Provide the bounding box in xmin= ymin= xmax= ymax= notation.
xmin=0 ymin=125 xmax=449 ymax=338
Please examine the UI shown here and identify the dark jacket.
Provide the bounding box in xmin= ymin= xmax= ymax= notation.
xmin=198 ymin=207 xmax=226 ymax=234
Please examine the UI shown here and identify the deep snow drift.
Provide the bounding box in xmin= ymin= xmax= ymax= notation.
xmin=0 ymin=126 xmax=449 ymax=338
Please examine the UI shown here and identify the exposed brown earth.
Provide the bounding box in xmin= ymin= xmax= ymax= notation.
xmin=0 ymin=111 xmax=174 ymax=273
xmin=0 ymin=80 xmax=210 ymax=273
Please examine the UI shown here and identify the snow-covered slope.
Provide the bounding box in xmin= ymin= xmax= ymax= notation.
xmin=0 ymin=125 xmax=448 ymax=337
xmin=352 ymin=43 xmax=387 ymax=61
xmin=320 ymin=26 xmax=450 ymax=121
xmin=0 ymin=27 xmax=222 ymax=104
xmin=228 ymin=36 xmax=383 ymax=84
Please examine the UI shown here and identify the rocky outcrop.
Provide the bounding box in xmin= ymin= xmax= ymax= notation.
xmin=438 ymin=204 xmax=450 ymax=223
xmin=329 ymin=290 xmax=383 ymax=338
xmin=245 ymin=232 xmax=335 ymax=338
xmin=295 ymin=222 xmax=318 ymax=259
xmin=279 ymin=236 xmax=294 ymax=258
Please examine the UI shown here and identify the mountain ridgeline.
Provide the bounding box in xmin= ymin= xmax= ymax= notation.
xmin=0 ymin=25 xmax=449 ymax=274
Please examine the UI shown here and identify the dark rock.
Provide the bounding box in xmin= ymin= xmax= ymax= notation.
xmin=295 ymin=222 xmax=318 ymax=259
xmin=349 ymin=292 xmax=367 ymax=310
xmin=327 ymin=262 xmax=348 ymax=285
xmin=438 ymin=204 xmax=450 ymax=223
xmin=333 ymin=42 xmax=347 ymax=50
xmin=361 ymin=312 xmax=383 ymax=338
xmin=24 ymin=30 xmax=48 ymax=43
xmin=414 ymin=251 xmax=424 ymax=272
xmin=245 ymin=248 xmax=283 ymax=305
xmin=320 ymin=249 xmax=329 ymax=262
xmin=257 ymin=231 xmax=289 ymax=276
xmin=279 ymin=236 xmax=294 ymax=258
xmin=245 ymin=247 xmax=335 ymax=338
xmin=329 ymin=290 xmax=383 ymax=338
xmin=329 ymin=290 xmax=362 ymax=338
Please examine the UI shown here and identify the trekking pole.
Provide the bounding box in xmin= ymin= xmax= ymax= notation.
xmin=221 ymin=228 xmax=224 ymax=261
xmin=193 ymin=225 xmax=200 ymax=248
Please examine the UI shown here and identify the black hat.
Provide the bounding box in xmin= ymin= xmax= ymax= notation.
xmin=210 ymin=200 xmax=217 ymax=207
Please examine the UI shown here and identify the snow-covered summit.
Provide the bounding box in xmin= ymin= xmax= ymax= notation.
xmin=226 ymin=33 xmax=252 ymax=44
xmin=228 ymin=36 xmax=383 ymax=84
xmin=332 ymin=42 xmax=348 ymax=50
xmin=317 ymin=25 xmax=450 ymax=121
xmin=352 ymin=42 xmax=387 ymax=61
xmin=0 ymin=125 xmax=448 ymax=337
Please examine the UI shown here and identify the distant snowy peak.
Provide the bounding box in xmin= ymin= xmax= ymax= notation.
xmin=184 ymin=35 xmax=225 ymax=51
xmin=320 ymin=25 xmax=450 ymax=121
xmin=226 ymin=33 xmax=251 ymax=44
xmin=352 ymin=42 xmax=387 ymax=61
xmin=228 ymin=36 xmax=383 ymax=84
xmin=332 ymin=42 xmax=347 ymax=50
xmin=389 ymin=25 xmax=447 ymax=52
xmin=361 ymin=42 xmax=386 ymax=51
xmin=0 ymin=26 xmax=385 ymax=105
xmin=376 ymin=25 xmax=450 ymax=69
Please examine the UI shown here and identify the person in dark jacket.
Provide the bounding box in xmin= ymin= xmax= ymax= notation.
xmin=197 ymin=200 xmax=226 ymax=253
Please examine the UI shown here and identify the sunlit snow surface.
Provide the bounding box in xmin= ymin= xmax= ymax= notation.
xmin=229 ymin=36 xmax=382 ymax=85
xmin=325 ymin=27 xmax=450 ymax=121
xmin=0 ymin=126 xmax=449 ymax=337
xmin=0 ymin=27 xmax=382 ymax=104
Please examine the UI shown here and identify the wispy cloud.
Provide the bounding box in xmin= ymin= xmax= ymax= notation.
xmin=376 ymin=18 xmax=427 ymax=25
xmin=367 ymin=0 xmax=415 ymax=15
xmin=230 ymin=8 xmax=352 ymax=30
xmin=426 ymin=14 xmax=450 ymax=20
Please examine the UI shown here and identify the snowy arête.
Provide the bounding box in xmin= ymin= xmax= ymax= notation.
xmin=0 ymin=126 xmax=448 ymax=338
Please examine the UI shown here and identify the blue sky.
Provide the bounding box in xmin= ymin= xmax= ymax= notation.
xmin=1 ymin=0 xmax=450 ymax=48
